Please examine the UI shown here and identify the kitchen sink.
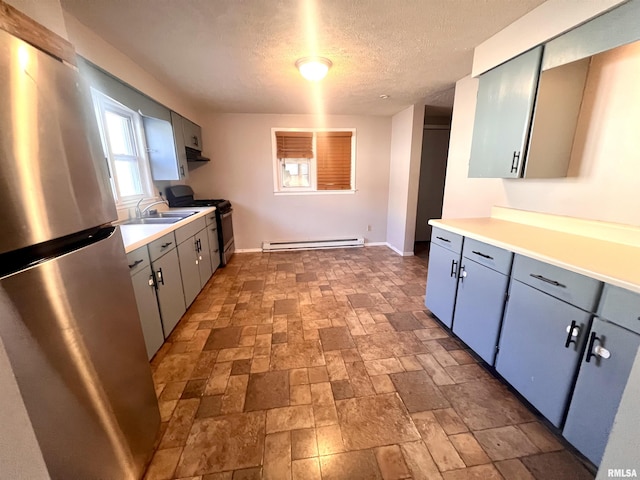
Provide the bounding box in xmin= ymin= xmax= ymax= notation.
xmin=121 ymin=217 xmax=183 ymax=225
xmin=148 ymin=211 xmax=198 ymax=218
xmin=121 ymin=211 xmax=197 ymax=225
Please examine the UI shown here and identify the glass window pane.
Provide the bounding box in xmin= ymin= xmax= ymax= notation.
xmin=105 ymin=110 xmax=136 ymax=156
xmin=114 ymin=158 xmax=143 ymax=197
xmin=282 ymin=160 xmax=310 ymax=187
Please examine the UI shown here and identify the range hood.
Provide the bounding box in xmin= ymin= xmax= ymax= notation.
xmin=186 ymin=146 xmax=210 ymax=162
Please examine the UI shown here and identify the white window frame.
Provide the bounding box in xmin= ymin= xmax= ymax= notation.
xmin=271 ymin=128 xmax=357 ymax=195
xmin=91 ymin=89 xmax=155 ymax=207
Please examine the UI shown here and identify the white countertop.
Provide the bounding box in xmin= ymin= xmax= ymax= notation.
xmin=430 ymin=216 xmax=640 ymax=294
xmin=118 ymin=206 xmax=216 ymax=253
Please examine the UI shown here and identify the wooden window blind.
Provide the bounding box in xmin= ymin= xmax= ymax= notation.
xmin=316 ymin=131 xmax=352 ymax=190
xmin=275 ymin=131 xmax=313 ymax=158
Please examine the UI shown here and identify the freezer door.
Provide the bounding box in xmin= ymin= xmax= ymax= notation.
xmin=0 ymin=28 xmax=116 ymax=255
xmin=0 ymin=227 xmax=159 ymax=480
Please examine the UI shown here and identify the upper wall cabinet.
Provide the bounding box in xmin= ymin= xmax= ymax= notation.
xmin=182 ymin=118 xmax=203 ymax=151
xmin=468 ymin=46 xmax=542 ymax=178
xmin=468 ymin=0 xmax=640 ymax=179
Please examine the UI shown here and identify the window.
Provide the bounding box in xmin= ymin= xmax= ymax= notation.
xmin=92 ymin=89 xmax=154 ymax=206
xmin=272 ymin=129 xmax=356 ymax=193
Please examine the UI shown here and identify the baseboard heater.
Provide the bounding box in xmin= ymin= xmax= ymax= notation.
xmin=262 ymin=237 xmax=365 ymax=252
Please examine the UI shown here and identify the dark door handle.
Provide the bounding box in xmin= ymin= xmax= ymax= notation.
xmin=450 ymin=260 xmax=458 ymax=278
xmin=436 ymin=236 xmax=451 ymax=243
xmin=180 ymin=165 xmax=185 ymax=177
xmin=472 ymin=250 xmax=494 ymax=260
xmin=530 ymin=273 xmax=566 ymax=288
xmin=511 ymin=151 xmax=521 ymax=173
xmin=564 ymin=320 xmax=579 ymax=348
xmin=156 ymin=268 xmax=165 ymax=286
xmin=161 ymin=242 xmax=173 ymax=249
xmin=586 ymin=331 xmax=600 ymax=363
xmin=128 ymin=259 xmax=143 ymax=269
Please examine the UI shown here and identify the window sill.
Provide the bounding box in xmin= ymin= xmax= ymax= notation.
xmin=274 ymin=190 xmax=356 ymax=196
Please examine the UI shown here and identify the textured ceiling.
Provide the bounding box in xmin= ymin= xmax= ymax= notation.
xmin=61 ymin=0 xmax=546 ymax=116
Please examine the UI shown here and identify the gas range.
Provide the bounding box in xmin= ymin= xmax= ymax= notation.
xmin=165 ymin=186 xmax=234 ymax=266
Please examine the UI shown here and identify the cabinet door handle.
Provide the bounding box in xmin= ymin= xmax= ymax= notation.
xmin=128 ymin=259 xmax=143 ymax=269
xmin=472 ymin=250 xmax=494 ymax=260
xmin=192 ymin=135 xmax=199 ymax=147
xmin=459 ymin=265 xmax=467 ymax=283
xmin=180 ymin=165 xmax=185 ymax=177
xmin=510 ymin=151 xmax=521 ymax=173
xmin=156 ymin=268 xmax=165 ymax=286
xmin=564 ymin=320 xmax=579 ymax=348
xmin=148 ymin=273 xmax=157 ymax=288
xmin=530 ymin=273 xmax=566 ymax=288
xmin=161 ymin=242 xmax=173 ymax=249
xmin=585 ymin=331 xmax=611 ymax=362
xmin=436 ymin=236 xmax=451 ymax=243
xmin=214 ymin=249 xmax=219 ymax=253
xmin=450 ymin=260 xmax=458 ymax=278
xmin=211 ymin=228 xmax=217 ymax=233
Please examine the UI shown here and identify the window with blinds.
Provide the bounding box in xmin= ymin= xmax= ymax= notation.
xmin=272 ymin=129 xmax=355 ymax=193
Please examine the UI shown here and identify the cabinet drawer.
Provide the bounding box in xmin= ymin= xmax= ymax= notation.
xmin=462 ymin=238 xmax=513 ymax=275
xmin=175 ymin=217 xmax=206 ymax=245
xmin=148 ymin=232 xmax=177 ymax=262
xmin=205 ymin=210 xmax=217 ymax=227
xmin=431 ymin=227 xmax=463 ymax=254
xmin=512 ymin=254 xmax=601 ymax=311
xmin=126 ymin=246 xmax=150 ymax=276
xmin=598 ymin=284 xmax=640 ymax=335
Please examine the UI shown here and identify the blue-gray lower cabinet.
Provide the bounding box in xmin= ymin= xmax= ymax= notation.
xmin=130 ymin=265 xmax=164 ymax=359
xmin=452 ymin=259 xmax=509 ymax=365
xmin=425 ymin=242 xmax=460 ymax=328
xmin=563 ymin=318 xmax=640 ymax=465
xmin=495 ymin=279 xmax=591 ymax=427
xmin=152 ymin=248 xmax=186 ymax=337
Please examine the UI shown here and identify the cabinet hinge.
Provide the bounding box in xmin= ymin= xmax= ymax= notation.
xmin=504 ymin=292 xmax=509 ymax=302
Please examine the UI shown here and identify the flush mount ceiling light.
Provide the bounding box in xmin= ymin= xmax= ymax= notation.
xmin=296 ymin=56 xmax=332 ymax=81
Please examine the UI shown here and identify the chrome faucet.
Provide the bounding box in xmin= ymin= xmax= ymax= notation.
xmin=135 ymin=198 xmax=169 ymax=218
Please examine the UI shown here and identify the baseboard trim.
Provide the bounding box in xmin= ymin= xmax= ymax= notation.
xmin=235 ymin=248 xmax=263 ymax=253
xmin=236 ymin=244 xmax=414 ymax=256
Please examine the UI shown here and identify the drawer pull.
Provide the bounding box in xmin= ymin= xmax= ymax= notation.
xmin=160 ymin=242 xmax=173 ymax=249
xmin=530 ymin=273 xmax=566 ymax=288
xmin=472 ymin=250 xmax=494 ymax=260
xmin=128 ymin=259 xmax=143 ymax=269
xmin=436 ymin=236 xmax=451 ymax=243
xmin=564 ymin=320 xmax=579 ymax=348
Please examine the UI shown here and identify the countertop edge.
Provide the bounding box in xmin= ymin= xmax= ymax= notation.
xmin=429 ymin=218 xmax=640 ymax=295
xmin=119 ymin=207 xmax=216 ymax=254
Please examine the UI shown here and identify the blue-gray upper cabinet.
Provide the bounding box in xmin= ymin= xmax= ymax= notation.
xmin=425 ymin=228 xmax=463 ymax=328
xmin=170 ymin=111 xmax=189 ymax=180
xmin=495 ymin=255 xmax=602 ymax=427
xmin=468 ymin=46 xmax=542 ymax=178
xmin=182 ymin=117 xmax=203 ymax=152
xmin=563 ymin=285 xmax=640 ymax=466
xmin=452 ymin=239 xmax=513 ymax=365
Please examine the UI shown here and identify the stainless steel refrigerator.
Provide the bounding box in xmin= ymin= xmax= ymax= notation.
xmin=0 ymin=26 xmax=159 ymax=480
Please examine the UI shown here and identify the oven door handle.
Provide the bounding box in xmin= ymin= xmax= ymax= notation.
xmin=221 ymin=210 xmax=233 ymax=219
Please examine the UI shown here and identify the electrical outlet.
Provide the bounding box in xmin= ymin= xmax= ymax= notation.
xmin=366 ymin=225 xmax=372 ymax=232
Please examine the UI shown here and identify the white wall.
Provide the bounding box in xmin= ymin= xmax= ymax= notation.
xmin=62 ymin=12 xmax=201 ymax=123
xmin=188 ymin=113 xmax=392 ymax=250
xmin=443 ymin=41 xmax=640 ymax=227
xmin=386 ymin=105 xmax=424 ymax=255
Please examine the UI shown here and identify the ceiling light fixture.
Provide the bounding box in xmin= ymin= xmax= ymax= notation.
xmin=296 ymin=56 xmax=332 ymax=81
